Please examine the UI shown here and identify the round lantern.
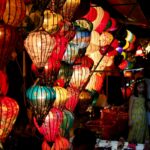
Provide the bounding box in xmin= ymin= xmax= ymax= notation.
xmin=0 ymin=24 xmax=17 ymax=70
xmin=59 ymin=0 xmax=81 ymax=21
xmin=53 ymin=86 xmax=68 ymax=109
xmin=0 ymin=70 xmax=8 ymax=96
xmin=2 ymin=0 xmax=26 ymax=27
xmin=65 ymin=87 xmax=80 ymax=112
xmin=34 ymin=107 xmax=63 ymax=142
xmin=69 ymin=66 xmax=90 ymax=90
xmin=42 ymin=10 xmax=63 ymax=34
xmin=24 ymin=30 xmax=56 ymax=68
xmin=26 ymin=84 xmax=56 ymax=123
xmin=0 ymin=96 xmax=19 ymax=142
xmin=60 ymin=109 xmax=74 ymax=137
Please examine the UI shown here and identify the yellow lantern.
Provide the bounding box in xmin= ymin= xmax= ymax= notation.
xmin=43 ymin=10 xmax=63 ymax=34
xmin=24 ymin=30 xmax=56 ymax=68
xmin=3 ymin=0 xmax=26 ymax=27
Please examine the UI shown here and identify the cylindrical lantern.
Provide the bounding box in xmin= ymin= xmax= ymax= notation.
xmin=0 ymin=70 xmax=8 ymax=96
xmin=26 ymin=84 xmax=56 ymax=122
xmin=69 ymin=66 xmax=90 ymax=90
xmin=24 ymin=30 xmax=56 ymax=68
xmin=0 ymin=24 xmax=17 ymax=70
xmin=65 ymin=87 xmax=80 ymax=112
xmin=34 ymin=107 xmax=63 ymax=142
xmin=2 ymin=0 xmax=26 ymax=27
xmin=0 ymin=96 xmax=19 ymax=142
xmin=53 ymin=86 xmax=68 ymax=109
xmin=42 ymin=10 xmax=63 ymax=34
xmin=60 ymin=109 xmax=74 ymax=137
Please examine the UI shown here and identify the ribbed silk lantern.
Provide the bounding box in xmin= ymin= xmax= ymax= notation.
xmin=2 ymin=0 xmax=26 ymax=27
xmin=24 ymin=30 xmax=56 ymax=68
xmin=0 ymin=96 xmax=19 ymax=142
xmin=0 ymin=70 xmax=8 ymax=96
xmin=65 ymin=87 xmax=80 ymax=112
xmin=0 ymin=24 xmax=17 ymax=70
xmin=26 ymin=85 xmax=56 ymax=123
xmin=53 ymin=86 xmax=68 ymax=109
xmin=34 ymin=107 xmax=63 ymax=142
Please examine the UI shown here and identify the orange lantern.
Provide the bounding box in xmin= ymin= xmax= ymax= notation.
xmin=65 ymin=87 xmax=80 ymax=112
xmin=0 ymin=96 xmax=19 ymax=142
xmin=0 ymin=70 xmax=8 ymax=96
xmin=0 ymin=24 xmax=17 ymax=70
xmin=34 ymin=107 xmax=63 ymax=142
xmin=2 ymin=0 xmax=26 ymax=27
xmin=24 ymin=30 xmax=56 ymax=68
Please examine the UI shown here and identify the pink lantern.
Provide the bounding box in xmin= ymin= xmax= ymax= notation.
xmin=65 ymin=87 xmax=80 ymax=112
xmin=24 ymin=30 xmax=56 ymax=68
xmin=0 ymin=96 xmax=19 ymax=142
xmin=34 ymin=108 xmax=63 ymax=142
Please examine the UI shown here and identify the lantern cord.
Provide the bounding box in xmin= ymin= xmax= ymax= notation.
xmin=81 ymin=2 xmax=138 ymax=91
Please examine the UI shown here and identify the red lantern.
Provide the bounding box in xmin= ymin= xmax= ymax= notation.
xmin=0 ymin=70 xmax=8 ymax=96
xmin=0 ymin=0 xmax=6 ymax=19
xmin=0 ymin=24 xmax=17 ymax=70
xmin=42 ymin=140 xmax=51 ymax=150
xmin=34 ymin=108 xmax=63 ymax=142
xmin=0 ymin=96 xmax=19 ymax=142
xmin=65 ymin=87 xmax=80 ymax=112
xmin=2 ymin=0 xmax=26 ymax=27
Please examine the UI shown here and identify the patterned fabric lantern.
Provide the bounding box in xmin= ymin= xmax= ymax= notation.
xmin=60 ymin=109 xmax=74 ymax=137
xmin=26 ymin=85 xmax=56 ymax=123
xmin=0 ymin=70 xmax=8 ymax=96
xmin=42 ymin=10 xmax=63 ymax=34
xmin=0 ymin=24 xmax=17 ymax=70
xmin=34 ymin=107 xmax=63 ymax=142
xmin=65 ymin=87 xmax=80 ymax=112
xmin=59 ymin=0 xmax=80 ymax=21
xmin=69 ymin=66 xmax=90 ymax=90
xmin=2 ymin=0 xmax=26 ymax=27
xmin=24 ymin=30 xmax=56 ymax=68
xmin=53 ymin=86 xmax=68 ymax=109
xmin=0 ymin=96 xmax=19 ymax=142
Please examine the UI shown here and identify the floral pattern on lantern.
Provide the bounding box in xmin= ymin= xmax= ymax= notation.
xmin=24 ymin=30 xmax=56 ymax=68
xmin=3 ymin=0 xmax=26 ymax=27
xmin=34 ymin=107 xmax=63 ymax=142
xmin=0 ymin=96 xmax=19 ymax=142
xmin=26 ymin=85 xmax=56 ymax=122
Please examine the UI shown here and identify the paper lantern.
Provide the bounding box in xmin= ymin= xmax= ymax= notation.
xmin=119 ymin=60 xmax=128 ymax=70
xmin=59 ymin=0 xmax=80 ymax=20
xmin=60 ymin=109 xmax=74 ymax=137
xmin=0 ymin=24 xmax=17 ymax=70
xmin=0 ymin=0 xmax=6 ymax=19
xmin=53 ymin=86 xmax=68 ymax=109
xmin=43 ymin=10 xmax=63 ymax=34
xmin=2 ymin=0 xmax=26 ymax=27
xmin=26 ymin=85 xmax=56 ymax=122
xmin=69 ymin=66 xmax=90 ymax=90
xmin=34 ymin=107 xmax=63 ymax=142
xmin=65 ymin=87 xmax=80 ymax=112
xmin=0 ymin=96 xmax=19 ymax=142
xmin=24 ymin=30 xmax=56 ymax=68
xmin=0 ymin=70 xmax=8 ymax=96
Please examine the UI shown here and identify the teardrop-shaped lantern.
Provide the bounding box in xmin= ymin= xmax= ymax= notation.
xmin=0 ymin=70 xmax=8 ymax=96
xmin=53 ymin=86 xmax=68 ymax=109
xmin=59 ymin=0 xmax=80 ymax=21
xmin=26 ymin=84 xmax=56 ymax=122
xmin=42 ymin=10 xmax=63 ymax=34
xmin=24 ymin=30 xmax=56 ymax=68
xmin=0 ymin=24 xmax=17 ymax=70
xmin=60 ymin=109 xmax=74 ymax=138
xmin=65 ymin=87 xmax=79 ymax=112
xmin=69 ymin=66 xmax=90 ymax=90
xmin=0 ymin=96 xmax=19 ymax=142
xmin=3 ymin=0 xmax=26 ymax=27
xmin=34 ymin=107 xmax=63 ymax=142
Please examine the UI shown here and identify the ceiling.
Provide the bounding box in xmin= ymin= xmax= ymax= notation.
xmin=90 ymin=0 xmax=150 ymax=38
